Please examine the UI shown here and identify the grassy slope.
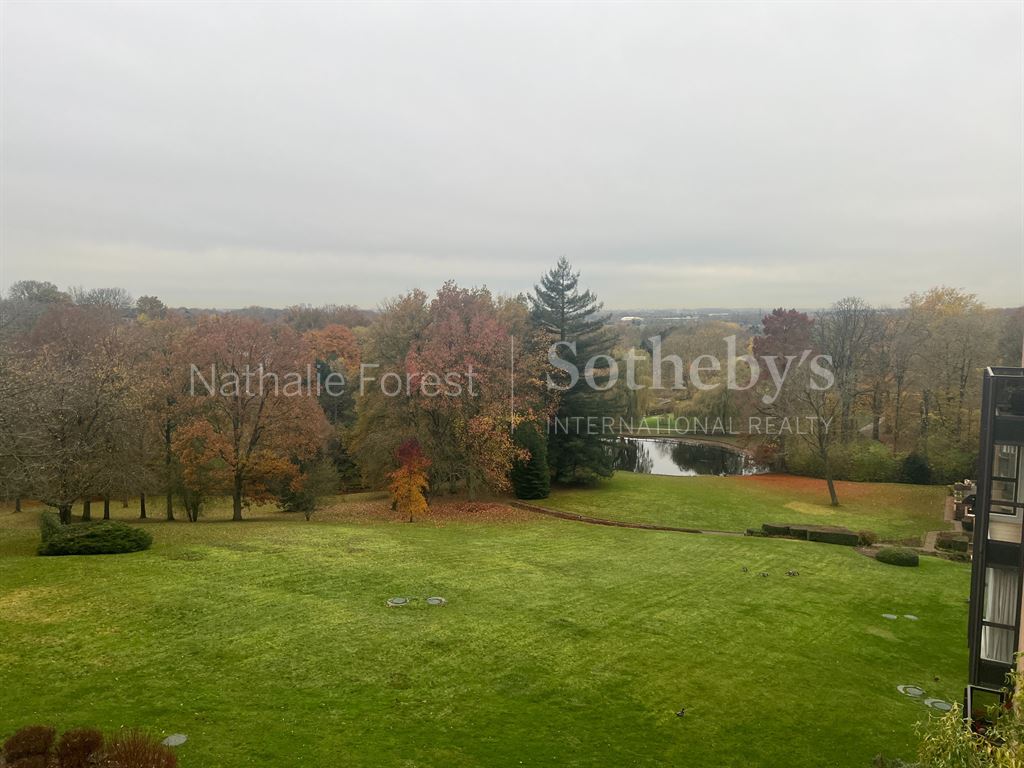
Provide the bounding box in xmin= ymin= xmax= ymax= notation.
xmin=545 ymin=472 xmax=949 ymax=542
xmin=0 ymin=505 xmax=966 ymax=768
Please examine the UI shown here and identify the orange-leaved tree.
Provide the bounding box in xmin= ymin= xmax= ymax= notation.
xmin=176 ymin=315 xmax=330 ymax=520
xmin=388 ymin=439 xmax=430 ymax=522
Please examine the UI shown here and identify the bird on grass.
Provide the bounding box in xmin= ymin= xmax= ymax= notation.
xmin=675 ymin=708 xmax=686 ymax=718
xmin=786 ymin=570 xmax=800 ymax=577
xmin=758 ymin=572 xmax=769 ymax=578
xmin=741 ymin=566 xmax=749 ymax=573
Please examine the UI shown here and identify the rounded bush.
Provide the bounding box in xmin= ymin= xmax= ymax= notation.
xmin=901 ymin=453 xmax=931 ymax=484
xmin=56 ymin=727 xmax=103 ymax=768
xmin=38 ymin=521 xmax=152 ymax=556
xmin=876 ymin=547 xmax=920 ymax=567
xmin=3 ymin=725 xmax=56 ymax=763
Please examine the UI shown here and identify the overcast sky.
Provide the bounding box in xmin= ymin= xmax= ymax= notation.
xmin=1 ymin=1 xmax=1022 ymax=310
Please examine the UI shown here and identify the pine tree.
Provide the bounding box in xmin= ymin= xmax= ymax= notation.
xmin=530 ymin=257 xmax=618 ymax=484
xmin=510 ymin=422 xmax=550 ymax=499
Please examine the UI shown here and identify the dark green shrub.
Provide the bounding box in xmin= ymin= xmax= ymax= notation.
xmin=99 ymin=730 xmax=177 ymax=768
xmin=858 ymin=530 xmax=878 ymax=546
xmin=876 ymin=547 xmax=920 ymax=567
xmin=935 ymin=534 xmax=969 ymax=553
xmin=56 ymin=727 xmax=103 ymax=768
xmin=922 ymin=441 xmax=976 ymax=485
xmin=3 ymin=725 xmax=56 ymax=762
xmin=511 ymin=422 xmax=550 ymax=500
xmin=901 ymin=453 xmax=931 ymax=484
xmin=807 ymin=528 xmax=859 ymax=546
xmin=38 ymin=521 xmax=152 ymax=556
xmin=848 ymin=442 xmax=901 ymax=483
xmin=761 ymin=522 xmax=791 ymax=536
xmin=39 ymin=511 xmax=61 ymax=542
xmin=277 ymin=458 xmax=339 ymax=519
xmin=744 ymin=528 xmax=765 ymax=537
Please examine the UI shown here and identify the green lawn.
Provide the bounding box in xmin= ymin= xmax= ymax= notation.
xmin=0 ymin=498 xmax=967 ymax=768
xmin=545 ymin=472 xmax=949 ymax=542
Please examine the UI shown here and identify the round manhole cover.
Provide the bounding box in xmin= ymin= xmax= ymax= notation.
xmin=897 ymin=685 xmax=925 ymax=697
xmin=426 ymin=596 xmax=447 ymax=606
xmin=386 ymin=597 xmax=410 ymax=607
xmin=882 ymin=614 xmax=898 ymax=620
xmin=925 ymin=699 xmax=952 ymax=712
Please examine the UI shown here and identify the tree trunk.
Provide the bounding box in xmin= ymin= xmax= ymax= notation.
xmin=103 ymin=495 xmax=110 ymax=520
xmin=58 ymin=504 xmax=72 ymax=525
xmin=14 ymin=496 xmax=21 ymax=513
xmin=232 ymin=474 xmax=243 ymax=521
xmin=164 ymin=419 xmax=175 ymax=521
xmin=139 ymin=492 xmax=147 ymax=519
xmin=825 ymin=473 xmax=839 ymax=507
xmin=82 ymin=498 xmax=92 ymax=521
xmin=821 ymin=441 xmax=840 ymax=507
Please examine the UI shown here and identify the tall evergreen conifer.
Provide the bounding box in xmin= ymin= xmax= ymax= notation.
xmin=530 ymin=257 xmax=618 ymax=484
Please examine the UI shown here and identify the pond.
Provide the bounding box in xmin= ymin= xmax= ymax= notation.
xmin=614 ymin=437 xmax=766 ymax=477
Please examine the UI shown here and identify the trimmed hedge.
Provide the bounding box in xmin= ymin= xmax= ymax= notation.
xmin=761 ymin=522 xmax=862 ymax=546
xmin=807 ymin=528 xmax=860 ymax=546
xmin=935 ymin=534 xmax=969 ymax=553
xmin=38 ymin=521 xmax=152 ymax=556
xmin=876 ymin=547 xmax=920 ymax=567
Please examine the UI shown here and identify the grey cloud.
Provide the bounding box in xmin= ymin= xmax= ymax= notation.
xmin=1 ymin=1 xmax=1021 ymax=308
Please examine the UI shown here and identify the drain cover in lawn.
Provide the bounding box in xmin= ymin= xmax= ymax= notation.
xmin=162 ymin=734 xmax=187 ymax=747
xmin=426 ymin=597 xmax=447 ymax=606
xmin=898 ymin=685 xmax=924 ymax=697
xmin=386 ymin=597 xmax=410 ymax=607
xmin=882 ymin=614 xmax=898 ymax=620
xmin=925 ymin=699 xmax=952 ymax=711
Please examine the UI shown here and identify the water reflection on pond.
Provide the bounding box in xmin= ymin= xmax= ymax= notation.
xmin=614 ymin=437 xmax=766 ymax=477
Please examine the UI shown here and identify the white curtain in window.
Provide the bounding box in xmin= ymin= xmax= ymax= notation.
xmin=981 ymin=567 xmax=1019 ymax=664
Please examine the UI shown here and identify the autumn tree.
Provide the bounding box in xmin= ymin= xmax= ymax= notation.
xmin=351 ymin=284 xmax=551 ymax=497
xmin=409 ymin=284 xmax=549 ymax=495
xmin=752 ymin=308 xmax=812 ymax=359
xmin=388 ymin=439 xmax=430 ymax=522
xmin=177 ymin=315 xmax=330 ymax=520
xmin=814 ymin=297 xmax=880 ymax=442
xmin=7 ymin=280 xmax=70 ymax=305
xmin=136 ymin=295 xmax=167 ymax=319
xmin=906 ymin=287 xmax=994 ymax=446
xmin=0 ymin=306 xmax=143 ymax=523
